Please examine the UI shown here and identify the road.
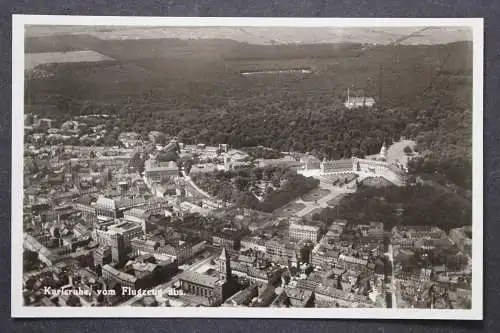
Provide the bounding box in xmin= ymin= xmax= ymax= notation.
xmin=181 ymin=171 xmax=212 ymax=199
xmin=385 ymin=244 xmax=398 ymax=309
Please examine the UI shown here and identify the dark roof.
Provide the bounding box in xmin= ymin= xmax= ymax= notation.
xmin=180 ymin=271 xmax=219 ymax=288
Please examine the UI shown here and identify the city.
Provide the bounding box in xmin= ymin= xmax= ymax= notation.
xmin=20 ymin=24 xmax=474 ymax=310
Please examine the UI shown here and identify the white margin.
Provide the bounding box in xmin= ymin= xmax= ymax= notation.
xmin=11 ymin=15 xmax=484 ymax=319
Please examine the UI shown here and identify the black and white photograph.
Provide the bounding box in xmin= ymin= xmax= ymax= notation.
xmin=11 ymin=16 xmax=483 ymax=319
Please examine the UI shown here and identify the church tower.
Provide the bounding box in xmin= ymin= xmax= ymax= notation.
xmin=378 ymin=142 xmax=388 ymax=161
xmin=223 ymin=153 xmax=231 ymax=171
xmin=218 ymin=247 xmax=232 ymax=282
xmin=320 ymin=157 xmax=326 ymax=174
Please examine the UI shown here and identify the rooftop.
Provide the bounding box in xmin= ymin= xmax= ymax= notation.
xmin=180 ymin=271 xmax=220 ymax=288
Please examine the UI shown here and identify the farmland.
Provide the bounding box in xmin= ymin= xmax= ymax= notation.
xmin=25 ymin=51 xmax=114 ymax=70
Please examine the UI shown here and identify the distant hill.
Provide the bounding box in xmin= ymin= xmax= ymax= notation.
xmin=25 ymin=26 xmax=472 ymax=46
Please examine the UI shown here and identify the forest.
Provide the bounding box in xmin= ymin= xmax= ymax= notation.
xmin=24 ymin=37 xmax=473 ymax=189
xmin=191 ymin=166 xmax=319 ymax=213
xmin=311 ymin=184 xmax=472 ymax=232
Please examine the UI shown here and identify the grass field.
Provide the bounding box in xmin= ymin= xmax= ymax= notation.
xmin=327 ymin=193 xmax=346 ymax=206
xmin=302 ymin=208 xmax=325 ymax=220
xmin=25 ymin=50 xmax=114 ymax=70
xmin=301 ymin=188 xmax=331 ymax=202
xmin=274 ymin=202 xmax=307 ymax=217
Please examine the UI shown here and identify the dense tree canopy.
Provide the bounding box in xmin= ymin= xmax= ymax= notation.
xmin=313 ymin=184 xmax=471 ymax=232
xmin=192 ymin=166 xmax=319 ymax=213
xmin=24 ymin=38 xmax=472 ymax=189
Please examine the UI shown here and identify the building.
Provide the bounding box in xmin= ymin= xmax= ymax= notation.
xmin=93 ymin=246 xmax=112 ymax=268
xmin=201 ymin=198 xmax=226 ymax=210
xmin=156 ymin=240 xmax=206 ymax=264
xmin=73 ymin=223 xmax=91 ymax=238
xmin=144 ymin=159 xmax=178 ymax=186
xmin=289 ymin=218 xmax=320 ymax=243
xmin=23 ymin=234 xmax=60 ymax=267
xmin=110 ymin=233 xmax=126 ymax=265
xmin=319 ymin=143 xmax=410 ymax=186
xmin=73 ymin=196 xmax=97 ymax=215
xmin=449 ymin=226 xmax=472 ymax=257
xmin=271 ymin=287 xmax=315 ymax=307
xmin=212 ymin=230 xmax=243 ymax=250
xmin=102 ymin=255 xmax=177 ymax=290
xmin=124 ymin=197 xmax=172 ymax=231
xmin=126 ymin=254 xmax=178 ymax=286
xmin=222 ymin=285 xmax=259 ymax=307
xmin=300 ymin=156 xmax=321 ymax=170
xmin=265 ymin=239 xmax=299 ymax=265
xmin=148 ymin=131 xmax=165 ymax=145
xmin=314 ymin=283 xmax=373 ymax=307
xmin=95 ymin=196 xmax=146 ymax=219
xmin=320 ymin=158 xmax=353 ymax=174
xmin=256 ymin=156 xmax=302 ymax=169
xmin=178 ymin=248 xmax=239 ymax=305
xmin=231 ymin=259 xmax=283 ymax=285
xmin=130 ymin=238 xmax=160 ymax=255
xmin=337 ymin=254 xmax=369 ymax=271
xmin=178 ymin=271 xmax=220 ymax=303
xmin=344 ymin=92 xmax=376 ymax=109
xmin=240 ymin=236 xmax=266 ymax=253
xmin=324 ymin=223 xmax=344 ymax=243
xmin=93 ymin=220 xmax=143 ymax=248
xmin=102 ymin=264 xmax=137 ymax=288
xmin=352 ymin=158 xmax=408 ymax=186
xmin=118 ymin=132 xmax=143 ymax=148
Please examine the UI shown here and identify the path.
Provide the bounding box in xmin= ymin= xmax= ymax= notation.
xmin=294 ymin=180 xmax=353 ymax=217
xmin=182 ymin=170 xmax=212 ymax=199
xmin=385 ymin=244 xmax=398 ymax=309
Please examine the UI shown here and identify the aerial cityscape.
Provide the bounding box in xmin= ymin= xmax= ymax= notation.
xmin=21 ymin=24 xmax=474 ymax=310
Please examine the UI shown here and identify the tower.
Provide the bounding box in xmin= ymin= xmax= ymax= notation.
xmin=378 ymin=142 xmax=388 ymax=161
xmin=320 ymin=157 xmax=326 ymax=174
xmin=218 ymin=247 xmax=232 ymax=282
xmin=110 ymin=233 xmax=126 ymax=265
xmin=223 ymin=153 xmax=231 ymax=171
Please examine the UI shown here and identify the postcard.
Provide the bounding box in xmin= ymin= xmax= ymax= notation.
xmin=11 ymin=15 xmax=483 ymax=319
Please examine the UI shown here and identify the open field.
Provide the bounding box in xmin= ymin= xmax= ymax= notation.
xmin=25 ymin=51 xmax=114 ymax=70
xmin=302 ymin=207 xmax=325 ymax=220
xmin=301 ymin=188 xmax=331 ymax=202
xmin=327 ymin=194 xmax=347 ymax=206
xmin=273 ymin=202 xmax=307 ymax=217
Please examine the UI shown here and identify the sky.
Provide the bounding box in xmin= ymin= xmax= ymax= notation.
xmin=25 ymin=25 xmax=472 ymax=45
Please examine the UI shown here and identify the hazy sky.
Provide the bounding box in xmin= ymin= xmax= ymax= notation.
xmin=25 ymin=25 xmax=472 ymax=45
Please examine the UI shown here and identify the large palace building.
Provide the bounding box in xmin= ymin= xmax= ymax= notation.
xmin=319 ymin=143 xmax=410 ymax=186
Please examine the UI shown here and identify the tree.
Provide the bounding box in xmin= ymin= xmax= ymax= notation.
xmin=403 ymin=145 xmax=413 ymax=155
xmin=129 ymin=152 xmax=146 ymax=173
xmin=157 ymin=150 xmax=178 ymax=163
xmin=25 ymin=114 xmax=34 ymax=126
xmin=234 ymin=176 xmax=249 ymax=192
xmin=155 ymin=133 xmax=166 ymax=145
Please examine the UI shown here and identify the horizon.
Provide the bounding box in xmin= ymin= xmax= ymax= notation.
xmin=24 ymin=25 xmax=473 ymax=46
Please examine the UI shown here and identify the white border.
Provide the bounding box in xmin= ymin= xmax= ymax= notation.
xmin=11 ymin=15 xmax=484 ymax=319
